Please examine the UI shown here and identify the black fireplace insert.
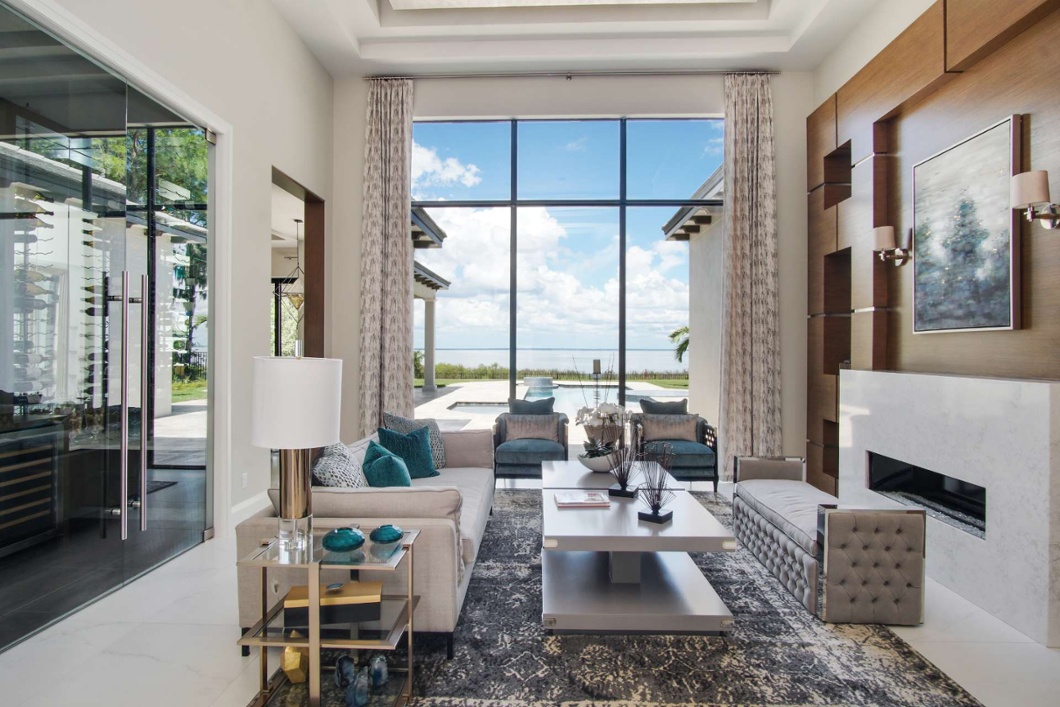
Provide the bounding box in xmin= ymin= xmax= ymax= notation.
xmin=868 ymin=452 xmax=986 ymax=535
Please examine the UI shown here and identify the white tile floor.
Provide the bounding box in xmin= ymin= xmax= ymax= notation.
xmin=2 ymin=501 xmax=1057 ymax=706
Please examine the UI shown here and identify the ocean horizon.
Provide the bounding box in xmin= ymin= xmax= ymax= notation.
xmin=420 ymin=347 xmax=688 ymax=373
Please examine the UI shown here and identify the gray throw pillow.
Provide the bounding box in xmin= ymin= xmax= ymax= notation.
xmin=510 ymin=397 xmax=555 ymax=415
xmin=312 ymin=443 xmax=368 ymax=488
xmin=505 ymin=414 xmax=561 ymax=442
xmin=383 ymin=412 xmax=446 ymax=469
xmin=640 ymin=414 xmax=700 ymax=443
xmin=639 ymin=398 xmax=689 ymax=414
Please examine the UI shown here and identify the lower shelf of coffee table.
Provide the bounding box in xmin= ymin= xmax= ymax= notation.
xmin=541 ymin=550 xmax=734 ymax=634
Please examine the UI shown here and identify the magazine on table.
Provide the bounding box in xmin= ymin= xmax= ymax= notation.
xmin=554 ymin=491 xmax=611 ymax=508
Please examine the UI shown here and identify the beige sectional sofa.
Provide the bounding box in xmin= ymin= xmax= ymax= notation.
xmin=236 ymin=428 xmax=495 ymax=659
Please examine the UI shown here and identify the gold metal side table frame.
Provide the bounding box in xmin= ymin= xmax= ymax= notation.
xmin=237 ymin=529 xmax=420 ymax=707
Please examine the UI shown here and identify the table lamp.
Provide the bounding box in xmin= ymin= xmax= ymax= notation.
xmin=251 ymin=356 xmax=342 ymax=549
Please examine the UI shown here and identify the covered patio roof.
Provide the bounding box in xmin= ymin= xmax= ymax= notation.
xmin=662 ymin=164 xmax=723 ymax=241
xmin=412 ymin=206 xmax=447 ymax=249
xmin=414 ymin=261 xmax=450 ymax=291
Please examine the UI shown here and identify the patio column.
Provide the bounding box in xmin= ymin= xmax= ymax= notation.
xmin=423 ymin=295 xmax=437 ymax=392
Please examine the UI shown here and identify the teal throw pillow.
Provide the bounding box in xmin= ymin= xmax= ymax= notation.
xmin=377 ymin=426 xmax=439 ymax=479
xmin=510 ymin=397 xmax=555 ymax=414
xmin=362 ymin=442 xmax=412 ymax=487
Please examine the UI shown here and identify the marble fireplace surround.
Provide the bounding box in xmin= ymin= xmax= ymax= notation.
xmin=838 ymin=370 xmax=1060 ymax=647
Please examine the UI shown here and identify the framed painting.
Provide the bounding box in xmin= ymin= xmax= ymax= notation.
xmin=912 ymin=115 xmax=1021 ymax=333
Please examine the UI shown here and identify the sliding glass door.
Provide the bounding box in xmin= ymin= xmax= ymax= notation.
xmin=0 ymin=3 xmax=209 ymax=651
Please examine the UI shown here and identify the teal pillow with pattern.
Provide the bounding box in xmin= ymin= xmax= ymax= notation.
xmin=362 ymin=441 xmax=412 ymax=487
xmin=377 ymin=426 xmax=439 ymax=479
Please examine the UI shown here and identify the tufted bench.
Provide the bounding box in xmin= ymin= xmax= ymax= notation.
xmin=732 ymin=456 xmax=926 ymax=625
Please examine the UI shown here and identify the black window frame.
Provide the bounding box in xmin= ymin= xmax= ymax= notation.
xmin=411 ymin=117 xmax=723 ymax=405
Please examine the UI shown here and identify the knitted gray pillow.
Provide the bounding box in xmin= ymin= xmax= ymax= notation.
xmin=383 ymin=413 xmax=446 ymax=469
xmin=312 ymin=443 xmax=368 ymax=488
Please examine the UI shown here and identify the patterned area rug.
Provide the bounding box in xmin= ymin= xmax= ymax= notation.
xmin=275 ymin=490 xmax=981 ymax=706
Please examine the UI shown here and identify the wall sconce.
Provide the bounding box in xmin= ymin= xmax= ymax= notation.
xmin=874 ymin=226 xmax=910 ymax=266
xmin=1011 ymin=170 xmax=1058 ymax=229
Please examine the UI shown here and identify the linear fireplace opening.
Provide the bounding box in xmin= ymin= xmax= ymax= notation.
xmin=868 ymin=452 xmax=986 ymax=538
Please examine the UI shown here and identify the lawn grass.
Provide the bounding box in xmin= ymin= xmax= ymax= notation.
xmin=172 ymin=378 xmax=208 ymax=402
xmin=413 ymin=377 xmax=689 ymax=390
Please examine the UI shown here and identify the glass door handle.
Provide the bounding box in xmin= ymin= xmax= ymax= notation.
xmin=119 ymin=272 xmax=130 ymax=541
xmin=139 ymin=274 xmax=148 ymax=532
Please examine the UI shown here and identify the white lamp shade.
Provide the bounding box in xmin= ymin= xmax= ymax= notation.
xmin=251 ymin=356 xmax=342 ymax=449
xmin=1011 ymin=171 xmax=1051 ymax=208
xmin=874 ymin=226 xmax=897 ymax=251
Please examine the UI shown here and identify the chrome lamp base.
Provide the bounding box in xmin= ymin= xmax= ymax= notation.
xmin=278 ymin=448 xmax=313 ymax=550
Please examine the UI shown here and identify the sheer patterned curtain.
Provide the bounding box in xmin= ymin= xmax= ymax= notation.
xmin=719 ymin=73 xmax=782 ymax=480
xmin=359 ymin=78 xmax=415 ymax=436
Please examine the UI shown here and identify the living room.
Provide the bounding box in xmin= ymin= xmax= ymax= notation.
xmin=1 ymin=0 xmax=1058 ymax=705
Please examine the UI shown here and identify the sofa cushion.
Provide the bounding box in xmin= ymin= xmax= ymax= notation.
xmin=362 ymin=442 xmax=412 ymax=487
xmin=735 ymin=479 xmax=839 ymax=556
xmin=269 ymin=485 xmax=462 ymax=522
xmin=412 ymin=467 xmax=493 ymax=566
xmin=496 ymin=438 xmax=566 ymax=465
xmin=441 ymin=429 xmax=494 ymax=469
xmin=639 ymin=398 xmax=688 ymax=414
xmin=640 ymin=414 xmax=699 ymax=442
xmin=312 ymin=443 xmax=368 ymax=488
xmin=383 ymin=412 xmax=446 ymax=470
xmin=509 ymin=397 xmax=554 ymax=415
xmin=378 ymin=426 xmax=438 ymax=479
xmin=644 ymin=440 xmax=716 ymax=468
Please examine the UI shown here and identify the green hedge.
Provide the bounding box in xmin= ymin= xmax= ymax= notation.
xmin=431 ymin=362 xmax=687 ymax=381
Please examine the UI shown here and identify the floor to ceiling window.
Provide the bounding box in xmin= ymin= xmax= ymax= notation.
xmin=0 ymin=3 xmax=210 ymax=651
xmin=411 ymin=118 xmax=722 ymax=429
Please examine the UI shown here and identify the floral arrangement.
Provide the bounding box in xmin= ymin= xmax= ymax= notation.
xmin=576 ymin=403 xmax=628 ymax=459
xmin=575 ymin=402 xmax=626 ymax=427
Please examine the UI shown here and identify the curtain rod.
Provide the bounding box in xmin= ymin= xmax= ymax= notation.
xmin=363 ymin=69 xmax=779 ymax=81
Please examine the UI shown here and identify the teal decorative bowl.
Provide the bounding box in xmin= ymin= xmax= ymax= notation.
xmin=369 ymin=525 xmax=404 ymax=560
xmin=322 ymin=527 xmax=365 ymax=552
xmin=369 ymin=524 xmax=403 ymax=544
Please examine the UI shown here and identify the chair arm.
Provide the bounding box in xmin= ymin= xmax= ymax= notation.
xmin=696 ymin=417 xmax=717 ymax=452
xmin=492 ymin=413 xmax=508 ymax=450
xmin=732 ymin=456 xmax=805 ymax=483
xmin=816 ymin=506 xmax=926 ymax=625
xmin=629 ymin=413 xmax=644 ymax=452
xmin=556 ymin=413 xmax=569 ymax=459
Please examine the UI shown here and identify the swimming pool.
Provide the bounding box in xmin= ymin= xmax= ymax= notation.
xmin=446 ymin=384 xmax=688 ymax=420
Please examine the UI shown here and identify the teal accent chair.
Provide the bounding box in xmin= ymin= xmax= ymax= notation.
xmin=492 ymin=413 xmax=568 ymax=478
xmin=630 ymin=413 xmax=719 ymax=492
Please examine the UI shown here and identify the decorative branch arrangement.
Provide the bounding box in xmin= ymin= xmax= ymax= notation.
xmin=638 ymin=443 xmax=675 ymax=524
xmin=641 ymin=440 xmax=675 ymax=472
xmin=607 ymin=445 xmax=640 ymax=498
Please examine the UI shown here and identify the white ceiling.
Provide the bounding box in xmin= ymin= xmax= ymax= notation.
xmin=271 ymin=183 xmax=304 ymax=247
xmin=270 ymin=0 xmax=882 ymax=77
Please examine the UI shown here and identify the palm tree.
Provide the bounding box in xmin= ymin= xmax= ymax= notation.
xmin=669 ymin=325 xmax=689 ymax=363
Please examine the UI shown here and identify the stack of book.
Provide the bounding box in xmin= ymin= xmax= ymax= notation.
xmin=283 ymin=580 xmax=383 ymax=629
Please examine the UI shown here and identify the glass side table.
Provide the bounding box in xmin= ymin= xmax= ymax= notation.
xmin=237 ymin=529 xmax=420 ymax=707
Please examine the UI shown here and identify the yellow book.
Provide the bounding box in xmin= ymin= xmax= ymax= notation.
xmin=283 ymin=581 xmax=383 ymax=609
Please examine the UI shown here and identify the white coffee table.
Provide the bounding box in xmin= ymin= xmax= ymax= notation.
xmin=542 ymin=459 xmax=676 ymax=490
xmin=540 ymin=460 xmax=736 ymax=633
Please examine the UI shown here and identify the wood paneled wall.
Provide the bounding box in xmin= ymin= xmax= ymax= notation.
xmin=804 ymin=0 xmax=1060 ymax=493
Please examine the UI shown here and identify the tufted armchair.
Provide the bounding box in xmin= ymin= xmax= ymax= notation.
xmin=732 ymin=456 xmax=927 ymax=625
xmin=629 ymin=413 xmax=718 ymax=491
xmin=492 ymin=412 xmax=568 ymax=478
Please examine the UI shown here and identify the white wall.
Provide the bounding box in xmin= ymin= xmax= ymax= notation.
xmin=332 ymin=72 xmax=811 ymax=456
xmin=20 ymin=0 xmax=335 ymax=524
xmin=687 ymin=222 xmax=724 ymax=425
xmin=813 ymin=0 xmax=935 ymax=104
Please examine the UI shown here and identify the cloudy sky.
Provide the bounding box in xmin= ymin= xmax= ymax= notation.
xmin=411 ymin=119 xmax=723 ymax=353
